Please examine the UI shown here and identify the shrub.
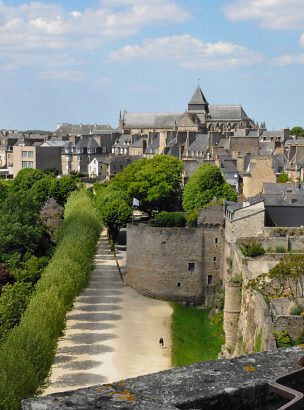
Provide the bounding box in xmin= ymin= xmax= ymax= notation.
xmin=290 ymin=303 xmax=304 ymax=316
xmin=0 ymin=190 xmax=101 ymax=409
xmin=240 ymin=242 xmax=265 ymax=257
xmin=186 ymin=210 xmax=198 ymax=227
xmin=149 ymin=211 xmax=186 ymax=227
xmin=275 ymin=246 xmax=286 ymax=253
xmin=272 ymin=330 xmax=293 ymax=348
xmin=277 ymin=173 xmax=289 ymax=183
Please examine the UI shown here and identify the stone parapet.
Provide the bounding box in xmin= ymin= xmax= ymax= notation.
xmin=23 ymin=348 xmax=304 ymax=409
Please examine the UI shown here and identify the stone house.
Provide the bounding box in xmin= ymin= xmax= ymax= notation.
xmin=12 ymin=142 xmax=62 ymax=177
xmin=242 ymin=156 xmax=277 ymax=198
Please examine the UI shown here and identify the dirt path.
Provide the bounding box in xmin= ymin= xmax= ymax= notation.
xmin=43 ymin=231 xmax=172 ymax=395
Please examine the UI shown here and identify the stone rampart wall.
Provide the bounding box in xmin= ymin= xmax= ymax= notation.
xmin=127 ymin=225 xmax=205 ymax=303
xmin=273 ymin=316 xmax=304 ymax=341
xmin=23 ymin=348 xmax=304 ymax=410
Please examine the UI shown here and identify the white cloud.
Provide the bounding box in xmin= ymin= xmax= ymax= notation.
xmin=300 ymin=33 xmax=304 ymax=47
xmin=38 ymin=70 xmax=112 ymax=88
xmin=110 ymin=34 xmax=263 ymax=69
xmin=273 ymin=53 xmax=304 ymax=65
xmin=0 ymin=0 xmax=189 ymax=53
xmin=224 ymin=0 xmax=304 ymax=29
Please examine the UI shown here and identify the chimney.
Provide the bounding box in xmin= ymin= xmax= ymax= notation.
xmin=286 ymin=187 xmax=293 ymax=204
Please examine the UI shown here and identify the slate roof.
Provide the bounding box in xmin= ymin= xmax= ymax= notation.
xmin=263 ymin=183 xmax=303 ymax=195
xmin=42 ymin=140 xmax=66 ymax=148
xmin=220 ymin=159 xmax=239 ymax=174
xmin=285 ymin=138 xmax=304 ymax=147
xmin=188 ymin=86 xmax=209 ymax=106
xmin=123 ymin=113 xmax=183 ymax=129
xmin=145 ymin=136 xmax=160 ymax=154
xmin=76 ymin=137 xmax=100 ymax=149
xmin=130 ymin=138 xmax=145 ymax=148
xmin=259 ymin=141 xmax=275 ymax=156
xmin=113 ymin=134 xmax=132 ymax=148
xmin=226 ymin=196 xmax=263 ymax=213
xmin=188 ymin=134 xmax=209 ymax=152
xmin=55 ymin=123 xmax=113 ymax=135
xmin=208 ymin=105 xmax=249 ymax=121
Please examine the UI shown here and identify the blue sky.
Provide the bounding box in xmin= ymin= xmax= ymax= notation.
xmin=0 ymin=0 xmax=303 ymax=131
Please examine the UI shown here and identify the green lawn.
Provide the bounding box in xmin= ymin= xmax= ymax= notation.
xmin=171 ymin=303 xmax=224 ymax=367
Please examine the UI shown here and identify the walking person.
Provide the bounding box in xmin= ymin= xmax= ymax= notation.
xmin=159 ymin=337 xmax=164 ymax=348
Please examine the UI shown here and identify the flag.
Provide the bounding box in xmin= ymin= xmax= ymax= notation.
xmin=132 ymin=197 xmax=139 ymax=206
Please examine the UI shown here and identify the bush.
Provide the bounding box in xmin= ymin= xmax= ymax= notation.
xmin=0 ymin=190 xmax=101 ymax=409
xmin=275 ymin=246 xmax=286 ymax=253
xmin=149 ymin=212 xmax=186 ymax=227
xmin=290 ymin=303 xmax=304 ymax=316
xmin=186 ymin=210 xmax=198 ymax=227
xmin=240 ymin=242 xmax=265 ymax=257
xmin=272 ymin=330 xmax=293 ymax=348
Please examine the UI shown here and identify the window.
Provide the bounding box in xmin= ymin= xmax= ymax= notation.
xmin=22 ymin=151 xmax=33 ymax=158
xmin=22 ymin=161 xmax=34 ymax=169
xmin=207 ymin=275 xmax=213 ymax=285
xmin=213 ymin=257 xmax=217 ymax=262
xmin=177 ymin=282 xmax=181 ymax=287
xmin=215 ymin=238 xmax=218 ymax=244
xmin=188 ymin=262 xmax=195 ymax=271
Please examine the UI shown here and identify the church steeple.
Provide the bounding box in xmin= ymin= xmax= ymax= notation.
xmin=188 ymin=85 xmax=209 ymax=113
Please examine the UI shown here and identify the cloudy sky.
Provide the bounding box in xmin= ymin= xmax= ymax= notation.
xmin=0 ymin=0 xmax=303 ymax=130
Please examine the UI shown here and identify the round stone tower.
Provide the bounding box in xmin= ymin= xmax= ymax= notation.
xmin=223 ymin=282 xmax=242 ymax=356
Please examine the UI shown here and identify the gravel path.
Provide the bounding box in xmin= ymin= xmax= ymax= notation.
xmin=43 ymin=231 xmax=172 ymax=395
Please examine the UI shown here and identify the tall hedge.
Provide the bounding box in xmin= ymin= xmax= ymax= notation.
xmin=0 ymin=190 xmax=101 ymax=409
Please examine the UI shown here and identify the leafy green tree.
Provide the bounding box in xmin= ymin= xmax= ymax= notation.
xmin=50 ymin=176 xmax=78 ymax=205
xmin=0 ymin=264 xmax=16 ymax=294
xmin=0 ymin=282 xmax=32 ymax=340
xmin=0 ymin=192 xmax=51 ymax=266
xmin=30 ymin=174 xmax=56 ymax=205
xmin=182 ymin=163 xmax=237 ymax=212
xmin=97 ymin=190 xmax=132 ymax=243
xmin=110 ymin=155 xmax=183 ymax=215
xmin=247 ymin=253 xmax=304 ymax=301
xmin=149 ymin=212 xmax=186 ymax=227
xmin=291 ymin=126 xmax=304 ymax=137
xmin=11 ymin=169 xmax=45 ymax=192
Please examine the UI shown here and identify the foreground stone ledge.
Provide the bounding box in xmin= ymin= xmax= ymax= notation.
xmin=22 ymin=347 xmax=304 ymax=410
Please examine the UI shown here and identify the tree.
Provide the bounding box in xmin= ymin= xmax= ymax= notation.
xmin=110 ymin=155 xmax=183 ymax=215
xmin=290 ymin=126 xmax=304 ymax=138
xmin=0 ymin=282 xmax=32 ymax=340
xmin=97 ymin=190 xmax=132 ymax=243
xmin=0 ymin=264 xmax=16 ymax=294
xmin=247 ymin=253 xmax=304 ymax=301
xmin=40 ymin=198 xmax=64 ymax=241
xmin=11 ymin=169 xmax=45 ymax=193
xmin=0 ymin=192 xmax=52 ymax=266
xmin=50 ymin=176 xmax=78 ymax=205
xmin=182 ymin=163 xmax=237 ymax=212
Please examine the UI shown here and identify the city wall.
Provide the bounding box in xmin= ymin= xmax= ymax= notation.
xmin=127 ymin=225 xmax=205 ymax=304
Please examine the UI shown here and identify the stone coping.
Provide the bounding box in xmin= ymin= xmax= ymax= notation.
xmin=22 ymin=348 xmax=304 ymax=409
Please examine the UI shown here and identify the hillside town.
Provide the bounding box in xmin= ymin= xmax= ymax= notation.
xmin=0 ymin=86 xmax=296 ymax=187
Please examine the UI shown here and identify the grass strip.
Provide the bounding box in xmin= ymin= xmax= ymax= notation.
xmin=171 ymin=303 xmax=224 ymax=367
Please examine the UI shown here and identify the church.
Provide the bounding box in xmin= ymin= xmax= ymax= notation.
xmin=119 ymin=85 xmax=256 ymax=136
